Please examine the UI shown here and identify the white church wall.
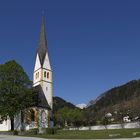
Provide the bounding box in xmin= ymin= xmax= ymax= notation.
xmin=44 ymin=109 xmax=49 ymax=128
xmin=42 ymin=82 xmax=52 ymax=108
xmin=42 ymin=69 xmax=52 ymax=83
xmin=25 ymin=125 xmax=30 ymax=130
xmin=0 ymin=120 xmax=11 ymax=131
xmin=33 ymin=69 xmax=42 ymax=86
xmin=38 ymin=109 xmax=49 ymax=128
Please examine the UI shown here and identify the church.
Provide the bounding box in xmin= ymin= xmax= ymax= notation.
xmin=0 ymin=17 xmax=53 ymax=131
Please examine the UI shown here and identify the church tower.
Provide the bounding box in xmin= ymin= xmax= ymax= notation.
xmin=33 ymin=17 xmax=53 ymax=110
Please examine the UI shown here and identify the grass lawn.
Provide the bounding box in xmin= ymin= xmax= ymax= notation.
xmin=32 ymin=128 xmax=140 ymax=139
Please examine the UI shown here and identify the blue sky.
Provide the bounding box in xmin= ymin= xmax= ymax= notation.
xmin=0 ymin=0 xmax=140 ymax=105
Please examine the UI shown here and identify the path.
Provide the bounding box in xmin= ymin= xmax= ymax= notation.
xmin=0 ymin=135 xmax=140 ymax=140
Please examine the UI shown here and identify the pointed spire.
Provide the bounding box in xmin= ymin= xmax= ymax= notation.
xmin=37 ymin=16 xmax=48 ymax=66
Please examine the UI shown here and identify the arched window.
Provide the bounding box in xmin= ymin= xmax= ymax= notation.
xmin=44 ymin=71 xmax=46 ymax=78
xmin=47 ymin=72 xmax=49 ymax=79
xmin=41 ymin=111 xmax=46 ymax=123
xmin=31 ymin=110 xmax=35 ymax=122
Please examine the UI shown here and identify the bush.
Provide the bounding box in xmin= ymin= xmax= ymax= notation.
xmin=0 ymin=131 xmax=18 ymax=135
xmin=29 ymin=128 xmax=38 ymax=135
xmin=46 ymin=127 xmax=57 ymax=134
xmin=19 ymin=128 xmax=38 ymax=135
xmin=13 ymin=130 xmax=19 ymax=135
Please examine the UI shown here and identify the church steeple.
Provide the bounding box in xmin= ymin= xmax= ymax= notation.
xmin=33 ymin=16 xmax=52 ymax=109
xmin=37 ymin=16 xmax=48 ymax=66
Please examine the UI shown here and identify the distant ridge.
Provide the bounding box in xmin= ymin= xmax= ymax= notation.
xmin=87 ymin=79 xmax=140 ymax=107
xmin=53 ymin=96 xmax=77 ymax=113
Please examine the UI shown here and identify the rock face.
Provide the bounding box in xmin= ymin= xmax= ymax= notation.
xmin=76 ymin=104 xmax=87 ymax=109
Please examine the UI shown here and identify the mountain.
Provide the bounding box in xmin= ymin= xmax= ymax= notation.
xmin=53 ymin=96 xmax=77 ymax=113
xmin=86 ymin=79 xmax=140 ymax=120
xmin=87 ymin=79 xmax=140 ymax=108
xmin=76 ymin=103 xmax=87 ymax=109
xmin=53 ymin=79 xmax=140 ymax=123
xmin=87 ymin=92 xmax=106 ymax=107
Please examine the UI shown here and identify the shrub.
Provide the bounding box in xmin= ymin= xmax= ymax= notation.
xmin=13 ymin=130 xmax=19 ymax=135
xmin=46 ymin=127 xmax=57 ymax=134
xmin=19 ymin=128 xmax=38 ymax=135
xmin=28 ymin=128 xmax=38 ymax=135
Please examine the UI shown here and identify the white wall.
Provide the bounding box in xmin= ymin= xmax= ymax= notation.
xmin=68 ymin=122 xmax=140 ymax=131
xmin=42 ymin=69 xmax=52 ymax=83
xmin=124 ymin=122 xmax=140 ymax=129
xmin=42 ymin=82 xmax=53 ymax=108
xmin=33 ymin=69 xmax=42 ymax=86
xmin=106 ymin=124 xmax=122 ymax=129
xmin=38 ymin=109 xmax=49 ymax=128
xmin=0 ymin=119 xmax=11 ymax=131
xmin=91 ymin=125 xmax=106 ymax=130
xmin=43 ymin=53 xmax=51 ymax=70
xmin=34 ymin=53 xmax=41 ymax=71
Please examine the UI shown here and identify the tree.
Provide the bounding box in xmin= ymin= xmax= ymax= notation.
xmin=55 ymin=107 xmax=70 ymax=127
xmin=69 ymin=109 xmax=84 ymax=127
xmin=0 ymin=60 xmax=37 ymax=130
xmin=55 ymin=107 xmax=84 ymax=127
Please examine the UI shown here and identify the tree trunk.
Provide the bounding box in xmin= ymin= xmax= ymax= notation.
xmin=21 ymin=110 xmax=24 ymax=130
xmin=11 ymin=118 xmax=14 ymax=130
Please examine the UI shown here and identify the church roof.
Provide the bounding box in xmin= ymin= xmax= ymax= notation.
xmin=37 ymin=16 xmax=48 ymax=66
xmin=34 ymin=85 xmax=51 ymax=110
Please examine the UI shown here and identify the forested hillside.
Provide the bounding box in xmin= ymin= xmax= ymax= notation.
xmin=53 ymin=80 xmax=140 ymax=126
xmin=86 ymin=80 xmax=140 ymax=122
xmin=53 ymin=96 xmax=77 ymax=113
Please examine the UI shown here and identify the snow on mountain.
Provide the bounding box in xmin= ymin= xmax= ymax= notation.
xmin=76 ymin=103 xmax=87 ymax=109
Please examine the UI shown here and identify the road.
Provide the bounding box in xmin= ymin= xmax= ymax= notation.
xmin=0 ymin=135 xmax=140 ymax=140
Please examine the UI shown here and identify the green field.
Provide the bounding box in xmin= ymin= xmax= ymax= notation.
xmin=33 ymin=129 xmax=140 ymax=139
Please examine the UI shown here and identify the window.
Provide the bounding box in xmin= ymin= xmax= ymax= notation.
xmin=47 ymin=72 xmax=49 ymax=79
xmin=44 ymin=71 xmax=46 ymax=78
xmin=41 ymin=111 xmax=46 ymax=123
xmin=35 ymin=72 xmax=39 ymax=79
xmin=35 ymin=73 xmax=37 ymax=79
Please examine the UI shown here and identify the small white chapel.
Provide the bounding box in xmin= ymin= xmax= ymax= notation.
xmin=0 ymin=16 xmax=53 ymax=131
